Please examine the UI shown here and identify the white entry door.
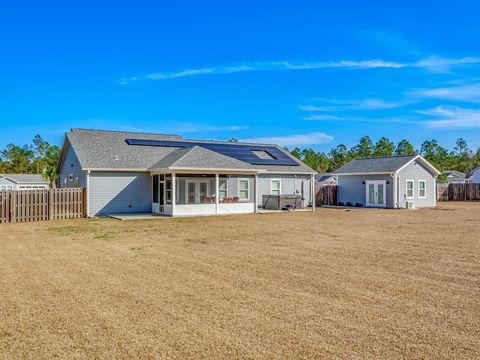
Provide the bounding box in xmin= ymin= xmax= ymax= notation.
xmin=186 ymin=180 xmax=209 ymax=204
xmin=365 ymin=180 xmax=386 ymax=207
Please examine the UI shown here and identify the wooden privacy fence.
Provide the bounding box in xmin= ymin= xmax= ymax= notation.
xmin=437 ymin=183 xmax=480 ymax=201
xmin=0 ymin=188 xmax=85 ymax=224
xmin=315 ymin=185 xmax=337 ymax=206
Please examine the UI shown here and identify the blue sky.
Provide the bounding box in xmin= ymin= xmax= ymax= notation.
xmin=1 ymin=0 xmax=480 ymax=152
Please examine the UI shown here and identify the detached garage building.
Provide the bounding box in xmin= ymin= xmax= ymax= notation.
xmin=335 ymin=155 xmax=440 ymax=209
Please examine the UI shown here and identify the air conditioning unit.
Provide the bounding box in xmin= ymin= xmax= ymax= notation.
xmin=406 ymin=201 xmax=416 ymax=210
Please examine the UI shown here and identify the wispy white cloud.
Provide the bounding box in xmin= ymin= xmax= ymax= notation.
xmin=409 ymin=83 xmax=480 ymax=103
xmin=160 ymin=121 xmax=249 ymax=133
xmin=307 ymin=97 xmax=414 ymax=110
xmin=297 ymin=98 xmax=415 ymax=119
xmin=415 ymin=56 xmax=480 ymax=73
xmin=302 ymin=114 xmax=344 ymax=121
xmin=119 ymin=56 xmax=480 ymax=84
xmin=297 ymin=105 xmax=342 ymax=112
xmin=417 ymin=105 xmax=480 ymax=128
xmin=241 ymin=132 xmax=334 ymax=146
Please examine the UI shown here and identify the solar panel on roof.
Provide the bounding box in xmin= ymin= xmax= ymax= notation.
xmin=125 ymin=138 xmax=299 ymax=166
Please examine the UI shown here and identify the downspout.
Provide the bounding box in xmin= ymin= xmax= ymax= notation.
xmin=392 ymin=171 xmax=397 ymax=209
xmin=86 ymin=170 xmax=90 ymax=217
xmin=254 ymin=172 xmax=259 ymax=213
xmin=311 ymin=174 xmax=316 ymax=212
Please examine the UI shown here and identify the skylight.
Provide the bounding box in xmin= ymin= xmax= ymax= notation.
xmin=252 ymin=150 xmax=275 ymax=160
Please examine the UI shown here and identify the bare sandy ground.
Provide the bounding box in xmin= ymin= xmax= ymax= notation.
xmin=0 ymin=202 xmax=479 ymax=359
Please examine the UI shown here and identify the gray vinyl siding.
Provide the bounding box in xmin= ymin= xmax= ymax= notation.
xmin=257 ymin=174 xmax=312 ymax=207
xmin=88 ymin=171 xmax=152 ymax=216
xmin=338 ymin=174 xmax=394 ymax=208
xmin=397 ymin=161 xmax=436 ymax=208
xmin=58 ymin=144 xmax=85 ymax=188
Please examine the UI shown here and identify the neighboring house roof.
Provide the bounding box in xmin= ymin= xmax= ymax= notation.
xmin=0 ymin=174 xmax=48 ymax=184
xmin=59 ymin=128 xmax=315 ymax=174
xmin=315 ymin=173 xmax=337 ymax=184
xmin=334 ymin=155 xmax=440 ymax=175
xmin=443 ymin=170 xmax=467 ymax=180
xmin=468 ymin=166 xmax=480 ymax=176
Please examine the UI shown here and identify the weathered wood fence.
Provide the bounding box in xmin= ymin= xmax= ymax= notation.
xmin=437 ymin=183 xmax=480 ymax=201
xmin=315 ymin=185 xmax=337 ymax=206
xmin=0 ymin=188 xmax=86 ymax=224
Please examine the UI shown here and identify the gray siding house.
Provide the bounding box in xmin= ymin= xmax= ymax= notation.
xmin=0 ymin=174 xmax=49 ymax=191
xmin=469 ymin=166 xmax=480 ymax=184
xmin=335 ymin=155 xmax=440 ymax=209
xmin=57 ymin=129 xmax=316 ymax=217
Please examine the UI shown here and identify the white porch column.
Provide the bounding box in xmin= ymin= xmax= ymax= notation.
xmin=254 ymin=172 xmax=259 ymax=213
xmin=215 ymin=173 xmax=219 ymax=215
xmin=311 ymin=174 xmax=316 ymax=212
xmin=172 ymin=172 xmax=176 ymax=215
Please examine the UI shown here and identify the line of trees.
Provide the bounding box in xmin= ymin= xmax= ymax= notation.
xmin=0 ymin=135 xmax=61 ymax=187
xmin=287 ymin=136 xmax=480 ymax=179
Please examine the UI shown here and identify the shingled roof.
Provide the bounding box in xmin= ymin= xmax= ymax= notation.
xmin=335 ymin=155 xmax=439 ymax=175
xmin=149 ymin=146 xmax=256 ymax=170
xmin=0 ymin=174 xmax=48 ymax=184
xmin=60 ymin=129 xmax=314 ymax=173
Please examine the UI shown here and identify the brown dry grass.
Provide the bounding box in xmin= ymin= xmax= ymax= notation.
xmin=0 ymin=202 xmax=479 ymax=359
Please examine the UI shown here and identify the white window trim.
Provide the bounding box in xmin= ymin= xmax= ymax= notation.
xmin=238 ymin=179 xmax=250 ymax=201
xmin=270 ymin=179 xmax=281 ymax=196
xmin=406 ymin=179 xmax=415 ymax=199
xmin=0 ymin=185 xmax=14 ymax=191
xmin=418 ymin=180 xmax=427 ymax=199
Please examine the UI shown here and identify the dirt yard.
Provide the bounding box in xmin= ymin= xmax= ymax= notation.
xmin=0 ymin=203 xmax=479 ymax=359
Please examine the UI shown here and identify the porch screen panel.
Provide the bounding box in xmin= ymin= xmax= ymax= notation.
xmin=153 ymin=175 xmax=159 ymax=203
xmin=188 ymin=183 xmax=195 ymax=204
xmin=219 ymin=179 xmax=227 ymax=200
xmin=199 ymin=183 xmax=208 ymax=203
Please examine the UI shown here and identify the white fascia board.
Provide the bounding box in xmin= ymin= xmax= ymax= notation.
xmin=83 ymin=168 xmax=149 ymax=172
xmin=335 ymin=172 xmax=394 ymax=176
xmin=164 ymin=167 xmax=262 ymax=174
xmin=258 ymin=170 xmax=317 ymax=175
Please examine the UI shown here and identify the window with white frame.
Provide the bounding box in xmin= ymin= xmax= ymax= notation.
xmin=219 ymin=179 xmax=228 ymax=200
xmin=270 ymin=179 xmax=281 ymax=196
xmin=238 ymin=180 xmax=249 ymax=201
xmin=406 ymin=180 xmax=414 ymax=199
xmin=0 ymin=185 xmax=14 ymax=191
xmin=418 ymin=180 xmax=426 ymax=198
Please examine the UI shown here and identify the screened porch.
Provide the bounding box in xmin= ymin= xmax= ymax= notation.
xmin=151 ymin=173 xmax=256 ymax=216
